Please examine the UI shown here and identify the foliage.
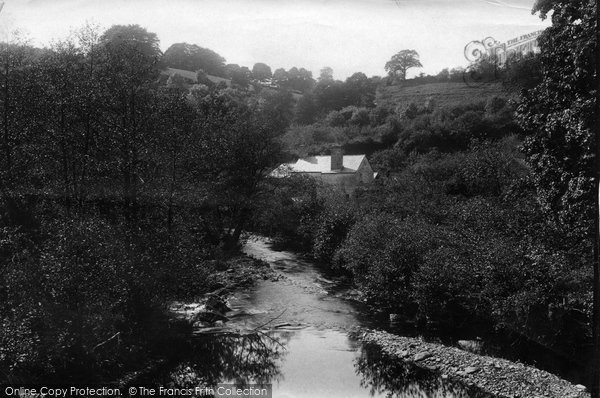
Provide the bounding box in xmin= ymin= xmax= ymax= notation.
xmin=249 ymin=175 xmax=322 ymax=249
xmin=515 ymin=0 xmax=597 ymax=389
xmin=308 ymin=74 xmax=378 ymax=120
xmin=0 ymin=216 xmax=218 ymax=382
xmin=162 ymin=42 xmax=226 ymax=76
xmin=224 ymin=64 xmax=252 ymax=88
xmin=336 ymin=214 xmax=433 ymax=309
xmin=252 ymin=62 xmax=272 ymax=83
xmin=311 ymin=190 xmax=356 ymax=266
xmin=0 ymin=23 xmax=289 ymax=381
xmin=271 ymin=67 xmax=315 ymax=93
xmin=318 ymin=67 xmax=334 ymax=83
xmin=385 ymin=50 xmax=423 ymax=82
xmin=516 ymin=0 xmax=596 ymax=240
xmin=502 ymin=54 xmax=542 ymax=93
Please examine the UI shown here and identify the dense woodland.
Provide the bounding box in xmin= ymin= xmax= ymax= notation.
xmin=0 ymin=0 xmax=596 ymax=389
xmin=0 ymin=24 xmax=291 ymax=382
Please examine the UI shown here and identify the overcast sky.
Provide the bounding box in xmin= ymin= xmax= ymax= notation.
xmin=0 ymin=0 xmax=549 ymax=79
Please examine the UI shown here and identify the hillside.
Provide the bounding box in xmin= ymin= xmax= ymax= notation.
xmin=376 ymin=82 xmax=509 ymax=109
xmin=164 ymin=67 xmax=303 ymax=100
xmin=164 ymin=67 xmax=232 ymax=86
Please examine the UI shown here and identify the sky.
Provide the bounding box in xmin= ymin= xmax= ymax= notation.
xmin=0 ymin=0 xmax=549 ymax=79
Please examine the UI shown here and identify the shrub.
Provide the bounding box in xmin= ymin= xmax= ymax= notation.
xmin=349 ymin=107 xmax=370 ymax=127
xmin=336 ymin=214 xmax=435 ymax=311
xmin=311 ymin=191 xmax=356 ymax=266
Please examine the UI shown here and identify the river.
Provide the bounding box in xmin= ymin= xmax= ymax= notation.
xmin=157 ymin=236 xmax=495 ymax=397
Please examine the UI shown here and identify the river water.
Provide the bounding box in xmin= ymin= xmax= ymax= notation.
xmin=159 ymin=237 xmax=492 ymax=398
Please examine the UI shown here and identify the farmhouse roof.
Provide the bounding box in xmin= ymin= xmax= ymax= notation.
xmin=289 ymin=155 xmax=366 ymax=174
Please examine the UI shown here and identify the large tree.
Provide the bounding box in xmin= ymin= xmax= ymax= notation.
xmin=97 ymin=25 xmax=163 ymax=214
xmin=515 ymin=0 xmax=597 ymax=394
xmin=384 ymin=49 xmax=422 ymax=82
xmin=193 ymin=90 xmax=287 ymax=248
xmin=272 ymin=68 xmax=288 ymax=87
xmin=318 ymin=66 xmax=334 ymax=83
xmin=252 ymin=62 xmax=272 ymax=83
xmin=162 ymin=42 xmax=226 ymax=76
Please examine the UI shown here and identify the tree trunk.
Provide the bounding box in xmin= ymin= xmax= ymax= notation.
xmin=225 ymin=207 xmax=248 ymax=251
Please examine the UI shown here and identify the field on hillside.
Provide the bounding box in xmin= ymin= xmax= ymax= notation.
xmin=377 ymin=82 xmax=509 ymax=109
xmin=165 ymin=67 xmax=232 ymax=86
xmin=164 ymin=67 xmax=303 ymax=99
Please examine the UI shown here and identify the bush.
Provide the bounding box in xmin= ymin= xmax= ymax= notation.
xmin=349 ymin=107 xmax=370 ymax=127
xmin=336 ymin=214 xmax=434 ymax=311
xmin=310 ymin=191 xmax=356 ymax=266
xmin=325 ymin=110 xmax=347 ymax=127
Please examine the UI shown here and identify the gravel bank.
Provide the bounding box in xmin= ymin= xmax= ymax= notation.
xmin=361 ymin=329 xmax=589 ymax=398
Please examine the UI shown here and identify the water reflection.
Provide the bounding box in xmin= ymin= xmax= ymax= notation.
xmin=356 ymin=343 xmax=493 ymax=398
xmin=157 ymin=331 xmax=290 ymax=388
xmin=151 ymin=237 xmax=497 ymax=397
xmin=154 ymin=329 xmax=493 ymax=398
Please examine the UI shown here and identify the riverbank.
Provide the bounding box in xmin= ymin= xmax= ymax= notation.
xmin=168 ymin=255 xmax=277 ymax=326
xmin=118 ymin=254 xmax=276 ymax=387
xmin=360 ymin=329 xmax=589 ymax=398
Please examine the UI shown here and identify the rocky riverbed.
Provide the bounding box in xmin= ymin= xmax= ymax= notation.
xmin=169 ymin=255 xmax=277 ymax=327
xmin=360 ymin=329 xmax=589 ymax=398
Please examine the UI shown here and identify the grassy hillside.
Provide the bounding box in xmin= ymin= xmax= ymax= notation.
xmin=376 ymin=82 xmax=510 ymax=109
xmin=165 ymin=67 xmax=232 ymax=86
xmin=164 ymin=67 xmax=303 ymax=99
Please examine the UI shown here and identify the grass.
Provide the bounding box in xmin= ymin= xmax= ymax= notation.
xmin=376 ymin=81 xmax=510 ymax=109
xmin=163 ymin=68 xmax=303 ymax=100
xmin=164 ymin=67 xmax=232 ymax=86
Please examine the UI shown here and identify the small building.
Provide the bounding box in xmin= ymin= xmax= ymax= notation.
xmin=276 ymin=147 xmax=376 ymax=195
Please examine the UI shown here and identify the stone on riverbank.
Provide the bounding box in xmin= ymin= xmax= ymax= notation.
xmin=360 ymin=330 xmax=589 ymax=398
xmin=414 ymin=351 xmax=432 ymax=361
xmin=458 ymin=339 xmax=484 ymax=354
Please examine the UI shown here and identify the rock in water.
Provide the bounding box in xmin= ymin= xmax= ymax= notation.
xmin=205 ymin=294 xmax=231 ymax=314
xmin=195 ymin=311 xmax=229 ymax=324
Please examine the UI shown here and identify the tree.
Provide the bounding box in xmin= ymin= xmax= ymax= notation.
xmin=0 ymin=36 xmax=44 ymax=226
xmin=294 ymin=92 xmax=318 ymax=124
xmin=255 ymin=89 xmax=295 ymax=132
xmin=515 ymin=0 xmax=597 ymax=394
xmin=162 ymin=43 xmax=226 ymax=76
xmin=437 ymin=68 xmax=450 ymax=81
xmin=384 ymin=49 xmax=423 ymax=82
xmin=345 ymin=72 xmax=376 ymax=108
xmin=166 ymin=73 xmax=188 ymax=90
xmin=97 ymin=25 xmax=163 ymax=214
xmin=225 ymin=64 xmax=251 ymax=88
xmin=196 ymin=69 xmax=214 ymax=87
xmin=318 ymin=66 xmax=334 ymax=83
xmin=502 ymin=54 xmax=542 ymax=93
xmin=252 ymin=62 xmax=272 ymax=83
xmin=272 ymin=68 xmax=288 ymax=87
xmin=286 ymin=67 xmax=315 ymax=92
xmin=193 ymin=90 xmax=287 ymax=248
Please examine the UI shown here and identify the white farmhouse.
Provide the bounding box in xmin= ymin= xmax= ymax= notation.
xmin=276 ymin=146 xmax=377 ymax=195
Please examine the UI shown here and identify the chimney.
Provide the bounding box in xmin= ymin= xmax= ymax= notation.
xmin=331 ymin=145 xmax=343 ymax=171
